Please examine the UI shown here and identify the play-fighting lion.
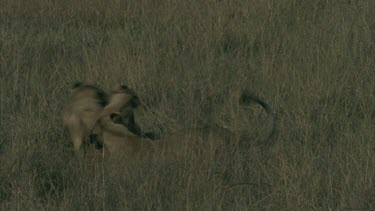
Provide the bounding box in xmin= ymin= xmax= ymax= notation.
xmin=96 ymin=86 xmax=275 ymax=160
xmin=63 ymin=82 xmax=157 ymax=158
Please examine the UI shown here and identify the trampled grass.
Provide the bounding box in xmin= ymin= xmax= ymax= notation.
xmin=0 ymin=0 xmax=374 ymax=210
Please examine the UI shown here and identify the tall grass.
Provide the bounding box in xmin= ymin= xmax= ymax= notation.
xmin=1 ymin=0 xmax=374 ymax=210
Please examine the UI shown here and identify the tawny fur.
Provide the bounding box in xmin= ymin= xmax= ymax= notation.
xmin=98 ymin=90 xmax=275 ymax=161
xmin=63 ymin=82 xmax=108 ymax=153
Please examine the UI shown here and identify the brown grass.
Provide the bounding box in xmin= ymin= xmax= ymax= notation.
xmin=1 ymin=0 xmax=374 ymax=210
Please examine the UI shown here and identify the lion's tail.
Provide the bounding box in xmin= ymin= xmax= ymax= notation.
xmin=239 ymin=91 xmax=275 ymax=144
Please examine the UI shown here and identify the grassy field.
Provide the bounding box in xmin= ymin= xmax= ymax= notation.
xmin=1 ymin=0 xmax=374 ymax=210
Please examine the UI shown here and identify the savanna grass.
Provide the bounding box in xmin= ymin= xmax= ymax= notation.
xmin=1 ymin=0 xmax=374 ymax=210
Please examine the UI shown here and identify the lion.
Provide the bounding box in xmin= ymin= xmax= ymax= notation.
xmin=97 ymin=88 xmax=275 ymax=160
xmin=63 ymin=82 xmax=108 ymax=155
xmin=63 ymin=82 xmax=157 ymax=159
xmin=94 ymin=84 xmax=160 ymax=139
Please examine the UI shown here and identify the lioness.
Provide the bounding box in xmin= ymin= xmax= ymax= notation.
xmin=95 ymin=85 xmax=160 ymax=140
xmin=63 ymin=82 xmax=108 ymax=154
xmin=63 ymin=82 xmax=156 ymax=158
xmin=98 ymin=89 xmax=275 ymax=160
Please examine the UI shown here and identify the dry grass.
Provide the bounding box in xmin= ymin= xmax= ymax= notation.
xmin=1 ymin=0 xmax=375 ymax=210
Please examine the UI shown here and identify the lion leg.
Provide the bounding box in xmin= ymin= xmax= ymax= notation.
xmin=66 ymin=116 xmax=87 ymax=157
